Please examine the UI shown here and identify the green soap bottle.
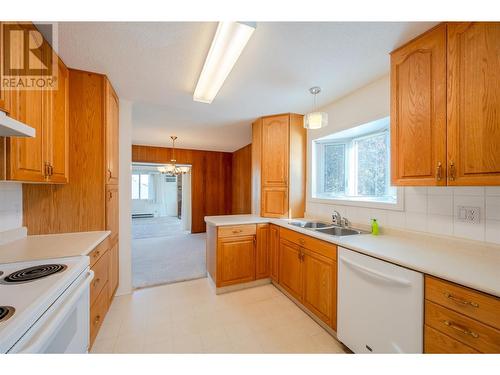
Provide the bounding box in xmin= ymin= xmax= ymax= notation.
xmin=371 ymin=218 xmax=379 ymax=235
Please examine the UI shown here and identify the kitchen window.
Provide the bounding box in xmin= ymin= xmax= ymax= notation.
xmin=131 ymin=174 xmax=150 ymax=200
xmin=312 ymin=117 xmax=402 ymax=209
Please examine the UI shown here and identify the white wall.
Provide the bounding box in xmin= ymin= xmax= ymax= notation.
xmin=0 ymin=183 xmax=22 ymax=233
xmin=306 ymin=75 xmax=500 ymax=245
xmin=117 ymin=99 xmax=132 ymax=296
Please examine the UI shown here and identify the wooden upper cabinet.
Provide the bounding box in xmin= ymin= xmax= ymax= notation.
xmin=105 ymin=81 xmax=119 ymax=185
xmin=261 ymin=115 xmax=289 ymax=187
xmin=447 ymin=22 xmax=500 ymax=185
xmin=6 ymin=28 xmax=46 ymax=182
xmin=255 ymin=224 xmax=270 ymax=279
xmin=0 ymin=22 xmax=11 ymax=113
xmin=217 ymin=235 xmax=256 ymax=287
xmin=391 ymin=24 xmax=447 ymax=186
xmin=269 ymin=224 xmax=280 ymax=282
xmin=46 ymin=56 xmax=69 ymax=183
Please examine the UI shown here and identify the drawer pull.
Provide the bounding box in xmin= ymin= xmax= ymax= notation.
xmin=298 ymin=238 xmax=305 ymax=245
xmin=444 ymin=292 xmax=479 ymax=308
xmin=93 ymin=278 xmax=100 ymax=286
xmin=94 ymin=314 xmax=101 ymax=325
xmin=443 ymin=320 xmax=479 ymax=338
xmin=93 ymin=250 xmax=100 ymax=258
xmin=232 ymin=229 xmax=243 ymax=234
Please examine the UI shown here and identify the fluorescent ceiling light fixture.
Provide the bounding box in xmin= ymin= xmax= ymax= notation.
xmin=193 ymin=22 xmax=256 ymax=104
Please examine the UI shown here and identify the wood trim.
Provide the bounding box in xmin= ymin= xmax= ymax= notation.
xmin=231 ymin=143 xmax=251 ymax=214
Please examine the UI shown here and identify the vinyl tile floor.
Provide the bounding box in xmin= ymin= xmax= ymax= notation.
xmin=91 ymin=278 xmax=348 ymax=354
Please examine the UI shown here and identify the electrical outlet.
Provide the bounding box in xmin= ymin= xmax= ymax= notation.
xmin=457 ymin=206 xmax=481 ymax=224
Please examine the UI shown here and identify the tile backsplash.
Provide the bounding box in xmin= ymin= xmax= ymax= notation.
xmin=0 ymin=183 xmax=23 ymax=233
xmin=306 ymin=186 xmax=500 ymax=245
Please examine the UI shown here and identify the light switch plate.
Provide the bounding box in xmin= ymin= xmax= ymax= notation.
xmin=457 ymin=206 xmax=481 ymax=224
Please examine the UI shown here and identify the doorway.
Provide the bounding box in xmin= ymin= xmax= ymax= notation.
xmin=131 ymin=163 xmax=206 ymax=288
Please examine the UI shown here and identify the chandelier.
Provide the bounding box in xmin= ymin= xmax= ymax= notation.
xmin=157 ymin=136 xmax=190 ymax=176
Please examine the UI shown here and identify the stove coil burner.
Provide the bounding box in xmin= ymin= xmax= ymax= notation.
xmin=0 ymin=264 xmax=67 ymax=284
xmin=0 ymin=306 xmax=15 ymax=322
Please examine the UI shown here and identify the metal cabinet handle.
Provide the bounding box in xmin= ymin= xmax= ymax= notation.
xmin=108 ymin=169 xmax=113 ymax=179
xmin=93 ymin=278 xmax=100 ymax=287
xmin=443 ymin=320 xmax=479 ymax=338
xmin=232 ymin=229 xmax=243 ymax=234
xmin=298 ymin=238 xmax=305 ymax=245
xmin=94 ymin=315 xmax=101 ymax=325
xmin=108 ymin=191 xmax=113 ymax=200
xmin=444 ymin=292 xmax=479 ymax=308
xmin=449 ymin=162 xmax=456 ymax=181
xmin=93 ymin=250 xmax=100 ymax=258
xmin=436 ymin=162 xmax=442 ymax=181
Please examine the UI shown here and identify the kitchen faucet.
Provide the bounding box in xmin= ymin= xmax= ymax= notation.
xmin=332 ymin=210 xmax=350 ymax=228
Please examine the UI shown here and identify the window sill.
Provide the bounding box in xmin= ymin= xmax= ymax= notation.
xmin=308 ymin=191 xmax=404 ymax=211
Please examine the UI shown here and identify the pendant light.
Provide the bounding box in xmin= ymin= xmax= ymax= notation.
xmin=304 ymin=86 xmax=328 ymax=130
xmin=157 ymin=136 xmax=190 ymax=176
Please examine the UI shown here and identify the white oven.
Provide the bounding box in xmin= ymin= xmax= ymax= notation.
xmin=6 ymin=269 xmax=94 ymax=353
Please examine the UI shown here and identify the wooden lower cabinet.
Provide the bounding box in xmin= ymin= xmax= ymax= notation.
xmin=90 ymin=282 xmax=109 ymax=348
xmin=278 ymin=239 xmax=303 ymax=301
xmin=108 ymin=241 xmax=119 ymax=301
xmin=303 ymin=251 xmax=336 ymax=328
xmin=255 ymin=224 xmax=270 ymax=279
xmin=89 ymin=239 xmax=119 ymax=350
xmin=217 ymin=235 xmax=256 ymax=287
xmin=277 ymin=229 xmax=337 ymax=330
xmin=269 ymin=224 xmax=280 ymax=281
xmin=424 ymin=275 xmax=500 ymax=353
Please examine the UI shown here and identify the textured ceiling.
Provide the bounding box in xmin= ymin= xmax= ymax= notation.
xmin=55 ymin=22 xmax=436 ymax=152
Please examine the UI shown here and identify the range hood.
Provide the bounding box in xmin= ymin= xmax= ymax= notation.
xmin=0 ymin=110 xmax=35 ymax=137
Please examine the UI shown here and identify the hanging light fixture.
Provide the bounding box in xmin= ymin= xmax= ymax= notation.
xmin=157 ymin=136 xmax=190 ymax=176
xmin=304 ymin=86 xmax=328 ymax=130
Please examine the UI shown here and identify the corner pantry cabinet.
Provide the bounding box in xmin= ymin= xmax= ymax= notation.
xmin=251 ymin=113 xmax=306 ymax=218
xmin=0 ymin=22 xmax=69 ymax=183
xmin=391 ymin=22 xmax=500 ymax=186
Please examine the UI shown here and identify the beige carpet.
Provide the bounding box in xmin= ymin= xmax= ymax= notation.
xmin=132 ymin=217 xmax=207 ymax=288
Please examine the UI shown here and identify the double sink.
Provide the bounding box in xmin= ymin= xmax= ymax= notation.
xmin=288 ymin=221 xmax=368 ymax=236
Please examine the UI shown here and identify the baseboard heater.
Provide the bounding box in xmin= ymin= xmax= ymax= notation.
xmin=132 ymin=213 xmax=154 ymax=219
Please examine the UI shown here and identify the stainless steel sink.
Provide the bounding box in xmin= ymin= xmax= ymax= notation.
xmin=288 ymin=221 xmax=333 ymax=229
xmin=315 ymin=226 xmax=366 ymax=236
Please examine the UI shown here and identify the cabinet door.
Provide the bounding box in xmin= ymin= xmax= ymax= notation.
xmin=390 ymin=24 xmax=447 ymax=186
xmin=217 ymin=235 xmax=256 ymax=287
xmin=105 ymin=81 xmax=119 ymax=185
xmin=279 ymin=239 xmax=303 ymax=301
xmin=261 ymin=186 xmax=288 ymax=218
xmin=106 ymin=185 xmax=119 ymax=244
xmin=261 ymin=115 xmax=289 ymax=187
xmin=256 ymin=224 xmax=270 ymax=279
xmin=302 ymin=250 xmax=336 ymax=328
xmin=0 ymin=22 xmax=11 ymax=113
xmin=7 ymin=27 xmax=46 ymax=182
xmin=269 ymin=224 xmax=280 ymax=282
xmin=447 ymin=22 xmax=500 ymax=185
xmin=108 ymin=241 xmax=119 ymax=302
xmin=46 ymin=56 xmax=69 ymax=183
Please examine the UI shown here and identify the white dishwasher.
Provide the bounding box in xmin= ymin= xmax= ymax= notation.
xmin=337 ymin=247 xmax=423 ymax=353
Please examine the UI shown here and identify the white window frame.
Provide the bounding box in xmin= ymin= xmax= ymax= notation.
xmin=310 ymin=124 xmax=404 ymax=211
xmin=131 ymin=173 xmax=151 ymax=201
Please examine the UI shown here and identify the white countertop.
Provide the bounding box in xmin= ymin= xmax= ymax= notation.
xmin=0 ymin=231 xmax=111 ymax=264
xmin=205 ymin=215 xmax=500 ymax=297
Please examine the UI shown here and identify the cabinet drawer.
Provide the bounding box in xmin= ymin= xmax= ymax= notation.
xmin=425 ymin=276 xmax=500 ymax=330
xmin=90 ymin=250 xmax=110 ymax=307
xmin=425 ymin=300 xmax=500 ymax=353
xmin=218 ymin=224 xmax=256 ymax=238
xmin=280 ymin=227 xmax=337 ymax=261
xmin=424 ymin=325 xmax=479 ymax=353
xmin=90 ymin=282 xmax=109 ymax=348
xmin=89 ymin=241 xmax=109 ymax=268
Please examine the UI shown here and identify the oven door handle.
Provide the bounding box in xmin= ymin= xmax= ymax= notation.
xmin=12 ymin=270 xmax=94 ymax=354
